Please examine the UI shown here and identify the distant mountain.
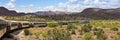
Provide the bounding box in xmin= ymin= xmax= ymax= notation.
xmin=1 ymin=6 xmax=120 ymax=20
xmin=34 ymin=11 xmax=69 ymax=15
xmin=81 ymin=8 xmax=120 ymax=14
xmin=37 ymin=8 xmax=120 ymax=20
xmin=35 ymin=11 xmax=55 ymax=15
xmin=17 ymin=12 xmax=26 ymax=16
xmin=0 ymin=7 xmax=17 ymax=16
xmin=79 ymin=8 xmax=120 ymax=19
xmin=0 ymin=7 xmax=68 ymax=16
xmin=0 ymin=7 xmax=36 ymax=16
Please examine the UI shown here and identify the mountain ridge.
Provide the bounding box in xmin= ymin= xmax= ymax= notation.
xmin=0 ymin=7 xmax=120 ymax=20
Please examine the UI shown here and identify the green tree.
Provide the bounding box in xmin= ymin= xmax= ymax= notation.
xmin=96 ymin=28 xmax=107 ymax=40
xmin=81 ymin=24 xmax=92 ymax=32
xmin=67 ymin=24 xmax=76 ymax=30
xmin=48 ymin=23 xmax=59 ymax=27
xmin=110 ymin=27 xmax=118 ymax=31
xmin=43 ymin=28 xmax=71 ymax=40
xmin=83 ymin=32 xmax=95 ymax=40
xmin=24 ymin=29 xmax=31 ymax=36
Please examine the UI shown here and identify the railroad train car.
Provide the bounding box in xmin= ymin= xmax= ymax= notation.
xmin=0 ymin=18 xmax=7 ymax=38
xmin=9 ymin=21 xmax=19 ymax=30
xmin=0 ymin=19 xmax=48 ymax=38
xmin=0 ymin=20 xmax=30 ymax=38
xmin=58 ymin=21 xmax=69 ymax=25
xmin=20 ymin=21 xmax=30 ymax=27
xmin=33 ymin=22 xmax=47 ymax=27
xmin=81 ymin=20 xmax=90 ymax=24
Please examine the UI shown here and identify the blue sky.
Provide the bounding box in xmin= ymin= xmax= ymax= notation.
xmin=0 ymin=0 xmax=120 ymax=13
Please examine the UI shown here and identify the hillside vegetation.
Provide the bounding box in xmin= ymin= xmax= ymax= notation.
xmin=17 ymin=20 xmax=120 ymax=40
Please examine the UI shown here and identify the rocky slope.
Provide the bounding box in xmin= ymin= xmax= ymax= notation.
xmin=79 ymin=8 xmax=120 ymax=19
xmin=0 ymin=7 xmax=36 ymax=16
xmin=0 ymin=7 xmax=17 ymax=16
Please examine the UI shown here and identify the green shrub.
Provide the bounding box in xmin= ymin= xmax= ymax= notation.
xmin=48 ymin=23 xmax=59 ymax=27
xmin=67 ymin=24 xmax=76 ymax=31
xmin=93 ymin=27 xmax=98 ymax=31
xmin=24 ymin=29 xmax=31 ymax=36
xmin=43 ymin=28 xmax=71 ymax=40
xmin=81 ymin=24 xmax=92 ymax=32
xmin=102 ymin=26 xmax=106 ymax=28
xmin=111 ymin=35 xmax=120 ymax=40
xmin=111 ymin=27 xmax=118 ymax=31
xmin=117 ymin=32 xmax=120 ymax=40
xmin=96 ymin=28 xmax=107 ymax=40
xmin=79 ymin=30 xmax=83 ymax=35
xmin=71 ymin=29 xmax=76 ymax=34
xmin=83 ymin=32 xmax=95 ymax=40
xmin=34 ymin=32 xmax=41 ymax=36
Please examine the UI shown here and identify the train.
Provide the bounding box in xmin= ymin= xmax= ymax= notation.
xmin=5 ymin=21 xmax=48 ymax=30
xmin=0 ymin=18 xmax=7 ymax=38
xmin=0 ymin=20 xmax=48 ymax=38
xmin=0 ymin=17 xmax=89 ymax=38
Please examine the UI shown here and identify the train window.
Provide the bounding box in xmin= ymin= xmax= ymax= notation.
xmin=34 ymin=23 xmax=39 ymax=25
xmin=34 ymin=23 xmax=46 ymax=25
xmin=58 ymin=22 xmax=68 ymax=25
xmin=0 ymin=19 xmax=7 ymax=30
xmin=11 ymin=22 xmax=18 ymax=26
xmin=23 ymin=23 xmax=29 ymax=25
xmin=81 ymin=20 xmax=90 ymax=24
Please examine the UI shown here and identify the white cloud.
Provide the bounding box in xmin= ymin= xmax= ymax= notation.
xmin=19 ymin=0 xmax=119 ymax=12
xmin=4 ymin=0 xmax=16 ymax=10
xmin=20 ymin=4 xmax=34 ymax=7
xmin=4 ymin=0 xmax=120 ymax=13
xmin=94 ymin=0 xmax=99 ymax=4
xmin=10 ymin=0 xmax=15 ymax=2
xmin=5 ymin=2 xmax=15 ymax=9
xmin=29 ymin=4 xmax=34 ymax=7
xmin=68 ymin=0 xmax=78 ymax=2
xmin=56 ymin=0 xmax=120 ymax=12
xmin=38 ymin=0 xmax=88 ymax=12
xmin=16 ymin=4 xmax=35 ymax=13
xmin=38 ymin=6 xmax=65 ymax=11
xmin=84 ymin=0 xmax=90 ymax=4
xmin=16 ymin=7 xmax=36 ymax=13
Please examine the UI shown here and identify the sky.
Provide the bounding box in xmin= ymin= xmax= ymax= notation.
xmin=0 ymin=0 xmax=120 ymax=13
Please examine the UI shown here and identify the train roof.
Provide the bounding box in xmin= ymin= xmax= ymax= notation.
xmin=0 ymin=17 xmax=7 ymax=24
